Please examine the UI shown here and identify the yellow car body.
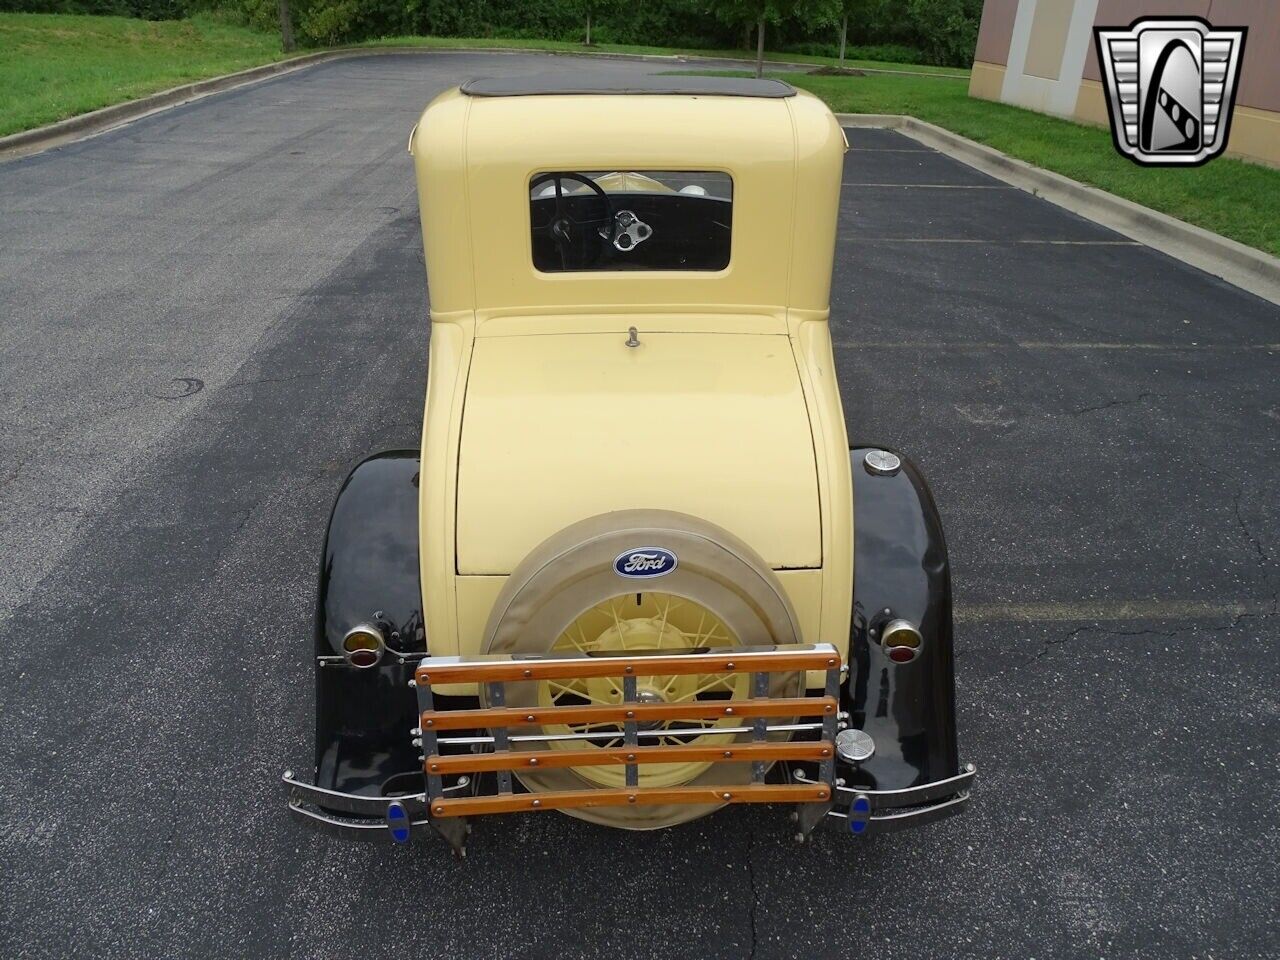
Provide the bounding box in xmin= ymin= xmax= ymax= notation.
xmin=410 ymin=83 xmax=853 ymax=681
xmin=283 ymin=75 xmax=972 ymax=848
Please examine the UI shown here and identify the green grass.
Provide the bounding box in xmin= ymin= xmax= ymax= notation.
xmin=0 ymin=12 xmax=966 ymax=138
xmin=0 ymin=13 xmax=287 ymax=137
xmin=743 ymin=70 xmax=1280 ymax=257
xmin=360 ymin=34 xmax=969 ymax=77
xmin=5 ymin=14 xmax=1273 ymax=258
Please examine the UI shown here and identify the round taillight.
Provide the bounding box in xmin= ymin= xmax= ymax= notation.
xmin=342 ymin=624 xmax=385 ymax=669
xmin=348 ymin=648 xmax=379 ymax=668
xmin=881 ymin=618 xmax=922 ymax=650
xmin=888 ymin=645 xmax=916 ymax=664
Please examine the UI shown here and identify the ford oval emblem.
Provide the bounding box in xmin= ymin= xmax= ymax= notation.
xmin=613 ymin=547 xmax=678 ymax=579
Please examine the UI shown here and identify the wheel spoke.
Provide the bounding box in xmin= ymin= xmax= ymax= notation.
xmin=537 ymin=592 xmax=750 ymax=791
xmin=607 ymin=599 xmax=625 ymax=642
xmin=559 ymin=629 xmax=587 ymax=654
xmin=688 ymin=673 xmax=737 ymax=698
xmin=657 ymin=595 xmax=673 ymax=637
xmin=548 ymin=679 xmax=611 ymax=705
xmin=569 ymin=721 xmax=625 ymax=732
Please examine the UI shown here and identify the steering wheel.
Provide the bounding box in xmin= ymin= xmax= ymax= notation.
xmin=530 ymin=172 xmax=613 ymax=269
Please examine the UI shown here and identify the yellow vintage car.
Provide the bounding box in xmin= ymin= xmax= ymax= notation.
xmin=283 ymin=75 xmax=974 ymax=853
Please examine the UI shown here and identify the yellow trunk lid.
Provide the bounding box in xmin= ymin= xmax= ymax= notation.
xmin=456 ymin=332 xmax=822 ymax=574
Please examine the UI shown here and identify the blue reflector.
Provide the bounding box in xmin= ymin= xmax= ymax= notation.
xmin=386 ymin=801 xmax=411 ymax=844
xmin=848 ymin=792 xmax=871 ymax=837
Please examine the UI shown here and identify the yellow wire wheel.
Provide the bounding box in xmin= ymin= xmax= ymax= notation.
xmin=541 ymin=592 xmax=748 ymax=789
xmin=482 ymin=510 xmax=804 ymax=829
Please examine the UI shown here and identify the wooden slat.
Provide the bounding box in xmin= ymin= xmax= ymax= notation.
xmin=420 ymin=695 xmax=837 ymax=731
xmin=415 ymin=648 xmax=839 ymax=685
xmin=429 ymin=783 xmax=832 ymax=818
xmin=425 ymin=740 xmax=834 ymax=774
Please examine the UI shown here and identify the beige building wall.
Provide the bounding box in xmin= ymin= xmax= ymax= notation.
xmin=969 ymin=0 xmax=1280 ymax=166
xmin=969 ymin=0 xmax=1017 ymax=100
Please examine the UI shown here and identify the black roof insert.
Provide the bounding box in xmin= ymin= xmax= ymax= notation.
xmin=461 ymin=75 xmax=796 ymax=99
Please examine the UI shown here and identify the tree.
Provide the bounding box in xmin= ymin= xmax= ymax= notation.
xmin=833 ymin=0 xmax=872 ymax=68
xmin=802 ymin=0 xmax=844 ymax=65
xmin=277 ymin=0 xmax=295 ymax=52
xmin=706 ymin=1 xmax=783 ymax=77
xmin=905 ymin=0 xmax=982 ymax=67
xmin=577 ymin=0 xmax=621 ymax=47
xmin=837 ymin=0 xmax=855 ymax=66
xmin=701 ymin=0 xmax=839 ymax=77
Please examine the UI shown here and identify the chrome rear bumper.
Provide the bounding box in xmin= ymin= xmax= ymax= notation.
xmin=282 ymin=763 xmax=976 ymax=842
xmin=282 ymin=770 xmax=471 ymax=841
xmin=283 ymin=637 xmax=973 ymax=848
xmin=798 ymin=763 xmax=976 ymax=835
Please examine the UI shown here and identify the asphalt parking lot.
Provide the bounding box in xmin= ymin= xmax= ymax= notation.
xmin=1 ymin=53 xmax=1277 ymax=960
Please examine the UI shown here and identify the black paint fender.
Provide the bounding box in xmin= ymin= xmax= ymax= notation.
xmin=843 ymin=447 xmax=960 ymax=791
xmin=313 ymin=450 xmax=425 ymax=797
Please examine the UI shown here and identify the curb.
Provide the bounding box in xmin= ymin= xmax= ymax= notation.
xmin=13 ymin=53 xmax=1263 ymax=304
xmin=0 ymin=46 xmax=735 ymax=162
xmin=0 ymin=46 xmax=962 ymax=163
xmin=837 ymin=112 xmax=1280 ymax=306
xmin=0 ymin=49 xmax=341 ymax=161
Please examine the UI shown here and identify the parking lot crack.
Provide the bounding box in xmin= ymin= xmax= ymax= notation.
xmin=1069 ymin=392 xmax=1165 ymax=416
xmin=1231 ymin=488 xmax=1278 ymax=620
xmin=221 ymin=361 xmax=378 ymax=390
xmin=210 ymin=502 xmax=259 ymax=570
xmin=221 ymin=371 xmax=325 ymax=389
xmin=746 ymin=829 xmax=761 ymax=960
xmin=1026 ymin=624 xmax=1116 ymax=663
xmin=0 ymin=445 xmax=41 ymax=492
xmin=1029 ymin=597 xmax=1277 ymax=663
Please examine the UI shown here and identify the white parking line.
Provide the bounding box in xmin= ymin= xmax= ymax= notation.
xmin=955 ymin=600 xmax=1272 ymax=623
xmin=850 ymin=238 xmax=1141 ymax=245
xmin=839 ymin=117 xmax=1280 ymax=306
xmin=832 ymin=341 xmax=1280 ymax=351
xmin=843 ymin=182 xmax=1014 ymax=189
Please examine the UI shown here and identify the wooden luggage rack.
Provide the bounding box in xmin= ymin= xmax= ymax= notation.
xmin=412 ymin=643 xmax=841 ymax=836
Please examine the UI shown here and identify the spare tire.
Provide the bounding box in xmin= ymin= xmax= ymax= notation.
xmin=482 ymin=510 xmax=804 ymax=829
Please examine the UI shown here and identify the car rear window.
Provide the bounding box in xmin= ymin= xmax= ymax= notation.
xmin=529 ymin=170 xmax=732 ymax=273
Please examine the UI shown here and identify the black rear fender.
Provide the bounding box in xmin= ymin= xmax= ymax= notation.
xmin=314 ymin=450 xmax=424 ymax=796
xmin=843 ymin=447 xmax=960 ymax=790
